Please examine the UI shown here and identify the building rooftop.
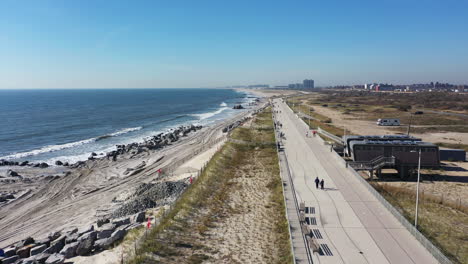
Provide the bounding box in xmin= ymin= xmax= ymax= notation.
xmin=350 ymin=140 xmax=437 ymax=147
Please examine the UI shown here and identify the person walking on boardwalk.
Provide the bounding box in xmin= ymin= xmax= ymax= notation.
xmin=315 ymin=177 xmax=320 ymax=189
xmin=320 ymin=179 xmax=325 ymax=190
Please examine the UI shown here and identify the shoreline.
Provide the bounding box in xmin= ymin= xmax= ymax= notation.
xmin=0 ymin=88 xmax=256 ymax=166
xmin=0 ymin=96 xmax=267 ymax=249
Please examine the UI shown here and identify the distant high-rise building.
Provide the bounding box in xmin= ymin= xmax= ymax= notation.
xmin=303 ymin=79 xmax=315 ymax=89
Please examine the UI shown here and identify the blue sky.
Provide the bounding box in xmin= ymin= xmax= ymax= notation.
xmin=1 ymin=0 xmax=467 ymax=88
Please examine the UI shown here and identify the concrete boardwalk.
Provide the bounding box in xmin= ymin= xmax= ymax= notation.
xmin=273 ymin=99 xmax=438 ymax=264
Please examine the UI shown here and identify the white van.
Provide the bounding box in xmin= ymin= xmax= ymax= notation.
xmin=377 ymin=118 xmax=400 ymax=126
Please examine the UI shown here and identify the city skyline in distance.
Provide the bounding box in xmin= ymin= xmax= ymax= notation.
xmin=1 ymin=0 xmax=467 ymax=89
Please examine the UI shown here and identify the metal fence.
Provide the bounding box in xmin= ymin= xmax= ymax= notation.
xmin=273 ymin=114 xmax=298 ymax=264
xmin=130 ymin=110 xmax=264 ymax=260
xmin=273 ymin=109 xmax=312 ymax=264
xmin=322 ymin=135 xmax=453 ymax=264
xmin=317 ymin=127 xmax=343 ymax=145
xmin=344 ymin=159 xmax=452 ymax=264
xmin=290 ymin=104 xmax=452 ymax=264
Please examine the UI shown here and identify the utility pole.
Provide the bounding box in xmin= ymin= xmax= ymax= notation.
xmin=407 ymin=113 xmax=413 ymax=136
xmin=414 ymin=148 xmax=422 ymax=228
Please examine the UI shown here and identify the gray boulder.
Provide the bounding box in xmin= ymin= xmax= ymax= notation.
xmin=17 ymin=244 xmax=35 ymax=258
xmin=4 ymin=247 xmax=16 ymax=257
xmin=2 ymin=255 xmax=19 ymax=264
xmin=96 ymin=218 xmax=109 ymax=227
xmin=97 ymin=223 xmax=116 ymax=239
xmin=47 ymin=232 xmax=61 ymax=242
xmin=132 ymin=212 xmax=146 ymax=223
xmin=52 ymin=235 xmax=65 ymax=251
xmin=94 ymin=226 xmax=127 ymax=250
xmin=33 ymin=253 xmax=51 ymax=263
xmin=45 ymin=253 xmax=65 ymax=264
xmin=30 ymin=244 xmax=47 ymax=256
xmin=44 ymin=235 xmax=65 ymax=254
xmin=111 ymin=227 xmax=126 ymax=242
xmin=75 ymin=231 xmax=97 ymax=256
xmin=112 ymin=217 xmax=130 ymax=227
xmin=77 ymin=225 xmax=94 ymax=236
xmin=6 ymin=170 xmax=19 ymax=177
xmin=59 ymin=242 xmax=78 ymax=258
xmin=93 ymin=238 xmax=113 ymax=250
xmin=34 ymin=237 xmax=51 ymax=248
xmin=65 ymin=233 xmax=79 ymax=244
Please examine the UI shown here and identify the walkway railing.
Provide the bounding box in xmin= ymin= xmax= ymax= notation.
xmin=273 ymin=110 xmax=313 ymax=264
xmin=317 ymin=127 xmax=343 ymax=145
xmin=347 ymin=156 xmax=395 ymax=170
xmin=288 ymin=101 xmax=452 ymax=264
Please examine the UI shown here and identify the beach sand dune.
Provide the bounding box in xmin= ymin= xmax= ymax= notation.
xmin=0 ymin=108 xmax=257 ymax=248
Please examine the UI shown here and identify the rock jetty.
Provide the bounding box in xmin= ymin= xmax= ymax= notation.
xmin=0 ymin=124 xmax=203 ymax=169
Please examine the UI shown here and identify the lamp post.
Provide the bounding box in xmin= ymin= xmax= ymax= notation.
xmin=411 ymin=148 xmax=422 ymax=228
xmin=407 ymin=112 xmax=414 ymax=136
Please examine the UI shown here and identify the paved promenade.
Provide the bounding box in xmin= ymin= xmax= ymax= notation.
xmin=273 ymin=99 xmax=438 ymax=264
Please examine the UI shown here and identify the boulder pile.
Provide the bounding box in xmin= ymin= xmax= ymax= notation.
xmin=222 ymin=116 xmax=251 ymax=133
xmin=233 ymin=104 xmax=244 ymax=109
xmin=104 ymin=124 xmax=202 ymax=163
xmin=0 ymin=213 xmax=146 ymax=263
xmin=113 ymin=181 xmax=187 ymax=218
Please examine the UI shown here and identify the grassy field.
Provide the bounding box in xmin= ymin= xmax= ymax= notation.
xmin=371 ymin=183 xmax=468 ymax=264
xmin=129 ymin=107 xmax=292 ymax=264
xmin=305 ymin=91 xmax=468 ymax=133
xmin=286 ymin=99 xmax=345 ymax=137
xmin=315 ymin=90 xmax=468 ymax=113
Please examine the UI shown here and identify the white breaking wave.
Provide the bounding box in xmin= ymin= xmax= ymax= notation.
xmin=220 ymin=102 xmax=227 ymax=107
xmin=0 ymin=127 xmax=143 ymax=160
xmin=0 ymin=137 xmax=97 ymax=160
xmin=109 ymin=126 xmax=142 ymax=137
xmin=191 ymin=107 xmax=229 ymax=120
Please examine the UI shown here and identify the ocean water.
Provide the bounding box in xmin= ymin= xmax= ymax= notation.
xmin=0 ymin=88 xmax=253 ymax=164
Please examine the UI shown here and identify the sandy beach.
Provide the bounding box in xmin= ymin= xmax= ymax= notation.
xmin=0 ymin=93 xmax=269 ymax=249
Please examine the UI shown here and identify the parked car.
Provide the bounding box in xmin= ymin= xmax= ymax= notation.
xmin=377 ymin=118 xmax=400 ymax=126
xmin=414 ymin=111 xmax=424 ymax=115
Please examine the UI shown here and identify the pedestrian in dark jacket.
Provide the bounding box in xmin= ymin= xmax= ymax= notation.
xmin=315 ymin=177 xmax=320 ymax=189
xmin=320 ymin=179 xmax=325 ymax=190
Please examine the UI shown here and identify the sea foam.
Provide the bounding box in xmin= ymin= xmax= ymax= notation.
xmin=191 ymin=106 xmax=229 ymax=120
xmin=0 ymin=127 xmax=142 ymax=160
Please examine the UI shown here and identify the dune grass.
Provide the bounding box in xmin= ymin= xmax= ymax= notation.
xmin=371 ymin=183 xmax=468 ymax=264
xmin=128 ymin=106 xmax=292 ymax=264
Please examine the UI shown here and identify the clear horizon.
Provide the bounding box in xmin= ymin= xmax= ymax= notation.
xmin=1 ymin=0 xmax=467 ymax=89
